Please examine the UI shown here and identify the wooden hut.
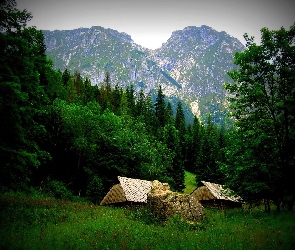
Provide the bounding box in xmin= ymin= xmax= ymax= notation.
xmin=190 ymin=181 xmax=243 ymax=208
xmin=100 ymin=176 xmax=152 ymax=205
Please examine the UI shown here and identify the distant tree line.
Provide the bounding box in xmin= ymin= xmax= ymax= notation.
xmin=1 ymin=0 xmax=294 ymax=210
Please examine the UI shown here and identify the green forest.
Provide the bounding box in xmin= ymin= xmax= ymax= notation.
xmin=1 ymin=0 xmax=295 ymax=213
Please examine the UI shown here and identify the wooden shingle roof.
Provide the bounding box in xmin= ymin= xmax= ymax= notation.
xmin=100 ymin=176 xmax=152 ymax=205
xmin=118 ymin=176 xmax=152 ymax=203
xmin=200 ymin=181 xmax=242 ymax=202
xmin=100 ymin=184 xmax=126 ymax=205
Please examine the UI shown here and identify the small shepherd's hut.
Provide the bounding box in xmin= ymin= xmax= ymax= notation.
xmin=100 ymin=176 xmax=152 ymax=205
xmin=191 ymin=181 xmax=243 ymax=208
xmin=100 ymin=177 xmax=205 ymax=221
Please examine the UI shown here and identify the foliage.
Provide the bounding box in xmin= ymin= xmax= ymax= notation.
xmin=195 ymin=115 xmax=226 ymax=186
xmin=44 ymin=179 xmax=74 ymax=200
xmin=0 ymin=0 xmax=51 ymax=189
xmin=223 ymin=25 xmax=295 ymax=210
xmin=4 ymin=0 xmax=288 ymax=214
xmin=86 ymin=175 xmax=104 ymax=204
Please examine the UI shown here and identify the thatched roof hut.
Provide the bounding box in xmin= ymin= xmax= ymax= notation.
xmin=100 ymin=176 xmax=152 ymax=205
xmin=190 ymin=181 xmax=243 ymax=208
xmin=100 ymin=178 xmax=205 ymax=221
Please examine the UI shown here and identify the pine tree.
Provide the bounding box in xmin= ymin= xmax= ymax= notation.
xmin=99 ymin=71 xmax=113 ymax=110
xmin=155 ymin=85 xmax=166 ymax=128
xmin=136 ymin=89 xmax=145 ymax=117
xmin=195 ymin=115 xmax=223 ymax=186
xmin=0 ymin=0 xmax=50 ymax=188
xmin=73 ymin=70 xmax=84 ymax=98
xmin=163 ymin=124 xmax=185 ymax=191
xmin=126 ymin=84 xmax=136 ymax=116
xmin=175 ymin=101 xmax=186 ymax=136
xmin=165 ymin=101 xmax=174 ymax=125
xmin=112 ymin=83 xmax=122 ymax=115
xmin=62 ymin=68 xmax=71 ymax=86
xmin=174 ymin=101 xmax=186 ymax=176
xmin=183 ymin=124 xmax=194 ymax=172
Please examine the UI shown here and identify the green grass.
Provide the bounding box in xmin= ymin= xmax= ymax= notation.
xmin=183 ymin=170 xmax=197 ymax=194
xmin=1 ymin=193 xmax=295 ymax=250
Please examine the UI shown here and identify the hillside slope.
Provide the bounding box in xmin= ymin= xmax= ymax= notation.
xmin=43 ymin=25 xmax=245 ymax=123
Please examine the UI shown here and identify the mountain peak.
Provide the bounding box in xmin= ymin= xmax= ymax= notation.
xmin=42 ymin=25 xmax=245 ymax=124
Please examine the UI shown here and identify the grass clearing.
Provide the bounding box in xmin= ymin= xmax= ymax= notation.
xmin=1 ymin=193 xmax=295 ymax=249
xmin=183 ymin=170 xmax=197 ymax=194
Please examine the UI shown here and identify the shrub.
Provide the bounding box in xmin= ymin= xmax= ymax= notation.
xmin=86 ymin=175 xmax=104 ymax=204
xmin=45 ymin=179 xmax=73 ymax=200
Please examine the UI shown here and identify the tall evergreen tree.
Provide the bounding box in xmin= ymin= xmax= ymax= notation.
xmin=136 ymin=89 xmax=146 ymax=117
xmin=99 ymin=71 xmax=113 ymax=110
xmin=126 ymin=84 xmax=136 ymax=116
xmin=195 ymin=115 xmax=223 ymax=186
xmin=163 ymin=124 xmax=185 ymax=191
xmin=62 ymin=68 xmax=71 ymax=86
xmin=0 ymin=0 xmax=50 ymax=188
xmin=174 ymin=101 xmax=186 ymax=174
xmin=155 ymin=85 xmax=166 ymax=128
xmin=112 ymin=83 xmax=122 ymax=115
xmin=165 ymin=101 xmax=174 ymax=125
xmin=175 ymin=101 xmax=186 ymax=137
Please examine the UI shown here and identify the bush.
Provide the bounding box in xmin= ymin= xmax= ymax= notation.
xmin=86 ymin=175 xmax=104 ymax=204
xmin=45 ymin=179 xmax=73 ymax=200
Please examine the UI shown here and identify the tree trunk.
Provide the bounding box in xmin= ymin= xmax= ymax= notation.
xmin=264 ymin=199 xmax=270 ymax=213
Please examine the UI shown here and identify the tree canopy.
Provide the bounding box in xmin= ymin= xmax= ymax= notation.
xmin=223 ymin=24 xmax=295 ymax=210
xmin=2 ymin=0 xmax=294 ymax=211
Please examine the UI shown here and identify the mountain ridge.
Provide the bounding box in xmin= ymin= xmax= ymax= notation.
xmin=42 ymin=25 xmax=245 ymax=123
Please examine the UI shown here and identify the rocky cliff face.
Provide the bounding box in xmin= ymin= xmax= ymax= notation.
xmin=43 ymin=25 xmax=245 ymax=123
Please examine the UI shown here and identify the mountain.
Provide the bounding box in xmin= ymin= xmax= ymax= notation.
xmin=42 ymin=25 xmax=245 ymax=124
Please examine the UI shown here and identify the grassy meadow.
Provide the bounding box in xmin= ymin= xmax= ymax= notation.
xmin=1 ymin=172 xmax=295 ymax=250
xmin=183 ymin=171 xmax=197 ymax=194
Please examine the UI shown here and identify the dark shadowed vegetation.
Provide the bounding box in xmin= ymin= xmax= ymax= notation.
xmin=1 ymin=1 xmax=295 ymax=248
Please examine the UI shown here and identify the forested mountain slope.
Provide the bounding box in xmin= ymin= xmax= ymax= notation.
xmin=43 ymin=25 xmax=245 ymax=123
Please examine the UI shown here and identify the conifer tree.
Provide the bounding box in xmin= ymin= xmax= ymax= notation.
xmin=195 ymin=115 xmax=223 ymax=185
xmin=99 ymin=71 xmax=113 ymax=110
xmin=175 ymin=101 xmax=186 ymax=137
xmin=165 ymin=101 xmax=174 ymax=124
xmin=62 ymin=68 xmax=71 ymax=86
xmin=136 ymin=89 xmax=145 ymax=117
xmin=163 ymin=124 xmax=185 ymax=191
xmin=174 ymin=101 xmax=186 ymax=173
xmin=112 ymin=83 xmax=122 ymax=115
xmin=155 ymin=85 xmax=166 ymax=128
xmin=183 ymin=124 xmax=194 ymax=172
xmin=0 ymin=0 xmax=50 ymax=188
xmin=73 ymin=70 xmax=84 ymax=98
xmin=126 ymin=84 xmax=136 ymax=116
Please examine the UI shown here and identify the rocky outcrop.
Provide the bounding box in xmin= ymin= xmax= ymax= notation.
xmin=147 ymin=180 xmax=205 ymax=222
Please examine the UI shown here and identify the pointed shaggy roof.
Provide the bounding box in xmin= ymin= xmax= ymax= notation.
xmin=201 ymin=181 xmax=242 ymax=202
xmin=100 ymin=184 xmax=126 ymax=205
xmin=100 ymin=176 xmax=152 ymax=205
xmin=191 ymin=181 xmax=242 ymax=203
xmin=118 ymin=176 xmax=152 ymax=203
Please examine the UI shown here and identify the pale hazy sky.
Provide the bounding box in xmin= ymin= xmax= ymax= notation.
xmin=16 ymin=0 xmax=295 ymax=49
